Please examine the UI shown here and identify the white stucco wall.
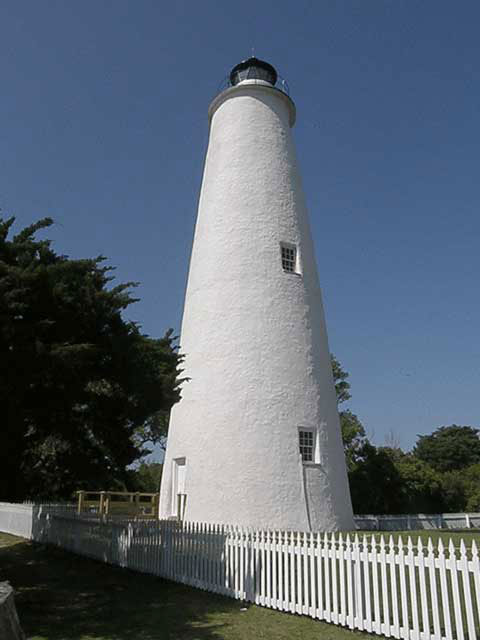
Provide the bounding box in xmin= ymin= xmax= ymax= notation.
xmin=160 ymin=79 xmax=354 ymax=531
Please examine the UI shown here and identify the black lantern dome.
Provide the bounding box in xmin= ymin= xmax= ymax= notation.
xmin=229 ymin=57 xmax=278 ymax=87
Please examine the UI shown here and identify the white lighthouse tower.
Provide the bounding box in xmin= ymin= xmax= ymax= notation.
xmin=160 ymin=58 xmax=354 ymax=531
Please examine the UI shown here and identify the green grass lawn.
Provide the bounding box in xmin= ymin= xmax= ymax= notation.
xmin=0 ymin=532 xmax=369 ymax=640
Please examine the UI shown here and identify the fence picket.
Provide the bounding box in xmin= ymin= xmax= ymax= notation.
xmin=183 ymin=521 xmax=189 ymax=584
xmin=397 ymin=537 xmax=409 ymax=639
xmin=362 ymin=534 xmax=372 ymax=632
xmin=222 ymin=525 xmax=228 ymax=594
xmin=302 ymin=532 xmax=309 ymax=615
xmin=416 ymin=538 xmax=430 ymax=640
xmin=194 ymin=522 xmax=200 ymax=587
xmin=345 ymin=534 xmax=355 ymax=630
xmin=370 ymin=534 xmax=381 ymax=635
xmin=353 ymin=533 xmax=364 ymax=631
xmin=217 ymin=523 xmax=223 ymax=591
xmin=378 ymin=536 xmax=391 ymax=638
xmin=338 ymin=532 xmax=347 ymax=626
xmin=388 ymin=535 xmax=400 ymax=639
xmin=437 ymin=539 xmax=453 ymax=640
xmin=426 ymin=538 xmax=441 ymax=640
xmin=323 ymin=532 xmax=331 ymax=622
xmin=289 ymin=531 xmax=296 ymax=613
xmin=283 ymin=532 xmax=290 ymax=612
xmin=210 ymin=523 xmax=216 ymax=589
xmin=296 ymin=532 xmax=303 ymax=614
xmin=331 ymin=532 xmax=339 ymax=623
xmin=211 ymin=524 xmax=218 ymax=590
xmin=316 ymin=532 xmax=324 ymax=620
xmin=233 ymin=526 xmax=238 ymax=596
xmin=202 ymin=523 xmax=207 ymax=588
xmin=271 ymin=531 xmax=278 ymax=609
xmin=238 ymin=526 xmax=244 ymax=600
xmin=471 ymin=541 xmax=480 ymax=638
xmin=448 ymin=539 xmax=464 ymax=640
xmin=459 ymin=539 xmax=476 ymax=640
xmin=249 ymin=528 xmax=256 ymax=603
xmin=225 ymin=525 xmax=231 ymax=593
xmin=204 ymin=523 xmax=209 ymax=588
xmin=278 ymin=531 xmax=284 ymax=610
xmin=193 ymin=522 xmax=198 ymax=586
xmin=309 ymin=531 xmax=316 ymax=618
xmin=266 ymin=530 xmax=272 ymax=607
xmin=259 ymin=529 xmax=264 ymax=605
xmin=407 ymin=537 xmax=420 ymax=640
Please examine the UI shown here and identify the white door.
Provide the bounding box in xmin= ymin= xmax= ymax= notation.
xmin=172 ymin=457 xmax=186 ymax=518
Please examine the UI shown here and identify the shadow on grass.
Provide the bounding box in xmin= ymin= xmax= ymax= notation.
xmin=0 ymin=535 xmax=241 ymax=640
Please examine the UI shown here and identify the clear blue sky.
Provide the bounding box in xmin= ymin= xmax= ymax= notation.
xmin=2 ymin=1 xmax=479 ymax=452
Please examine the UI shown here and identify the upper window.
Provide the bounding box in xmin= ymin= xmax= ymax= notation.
xmin=299 ymin=429 xmax=314 ymax=462
xmin=281 ymin=244 xmax=297 ymax=273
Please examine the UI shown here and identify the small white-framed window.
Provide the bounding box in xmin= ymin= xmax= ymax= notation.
xmin=280 ymin=243 xmax=297 ymax=273
xmin=299 ymin=428 xmax=315 ymax=462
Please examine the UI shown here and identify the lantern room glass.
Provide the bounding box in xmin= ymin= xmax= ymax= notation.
xmin=229 ymin=57 xmax=278 ymax=87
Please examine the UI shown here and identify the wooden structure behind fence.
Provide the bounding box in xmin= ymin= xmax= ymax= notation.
xmin=76 ymin=491 xmax=159 ymax=519
xmin=30 ymin=514 xmax=480 ymax=640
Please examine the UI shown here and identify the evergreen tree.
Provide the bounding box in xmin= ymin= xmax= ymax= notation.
xmin=0 ymin=216 xmax=182 ymax=500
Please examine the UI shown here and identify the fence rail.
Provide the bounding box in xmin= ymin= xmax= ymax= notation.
xmin=355 ymin=513 xmax=480 ymax=531
xmin=0 ymin=503 xmax=33 ymax=539
xmin=1 ymin=504 xmax=479 ymax=640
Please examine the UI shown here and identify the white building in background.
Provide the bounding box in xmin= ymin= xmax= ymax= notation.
xmin=159 ymin=58 xmax=354 ymax=531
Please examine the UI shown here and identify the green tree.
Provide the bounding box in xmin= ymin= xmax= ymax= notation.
xmin=463 ymin=464 xmax=480 ymax=511
xmin=0 ymin=216 xmax=183 ymax=501
xmin=413 ymin=425 xmax=480 ymax=472
xmin=330 ymin=355 xmax=400 ymax=513
xmin=437 ymin=463 xmax=480 ymax=512
xmin=128 ymin=462 xmax=163 ymax=493
xmin=339 ymin=410 xmax=368 ymax=470
xmin=330 ymin=354 xmax=367 ymax=470
xmin=348 ymin=444 xmax=404 ymax=514
xmin=389 ymin=450 xmax=444 ymax=513
xmin=330 ymin=354 xmax=352 ymax=405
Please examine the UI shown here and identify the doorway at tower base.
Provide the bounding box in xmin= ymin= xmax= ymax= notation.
xmin=171 ymin=457 xmax=187 ymax=520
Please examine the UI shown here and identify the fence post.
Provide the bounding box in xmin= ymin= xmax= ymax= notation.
xmin=465 ymin=513 xmax=471 ymax=529
xmin=77 ymin=491 xmax=85 ymax=515
xmin=99 ymin=491 xmax=106 ymax=516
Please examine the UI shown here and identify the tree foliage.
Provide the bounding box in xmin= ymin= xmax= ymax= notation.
xmin=414 ymin=425 xmax=480 ymax=472
xmin=127 ymin=462 xmax=163 ymax=493
xmin=339 ymin=410 xmax=367 ymax=470
xmin=0 ymin=217 xmax=182 ymax=501
xmin=331 ymin=354 xmax=479 ymax=514
xmin=330 ymin=354 xmax=367 ymax=471
xmin=390 ymin=450 xmax=444 ymax=513
xmin=331 ymin=354 xmax=351 ymax=406
xmin=348 ymin=444 xmax=405 ymax=514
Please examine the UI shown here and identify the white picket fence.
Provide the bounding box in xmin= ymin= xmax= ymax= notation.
xmin=21 ymin=512 xmax=478 ymax=640
xmin=1 ymin=504 xmax=479 ymax=639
